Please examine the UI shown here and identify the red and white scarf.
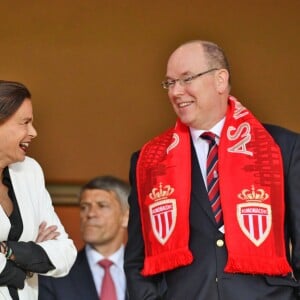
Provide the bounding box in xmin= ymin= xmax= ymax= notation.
xmin=136 ymin=96 xmax=292 ymax=276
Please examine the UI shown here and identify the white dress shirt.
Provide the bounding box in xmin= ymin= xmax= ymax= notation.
xmin=189 ymin=118 xmax=225 ymax=232
xmin=189 ymin=118 xmax=225 ymax=188
xmin=85 ymin=244 xmax=126 ymax=300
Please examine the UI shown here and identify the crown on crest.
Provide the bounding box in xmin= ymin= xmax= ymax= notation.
xmin=149 ymin=183 xmax=174 ymax=201
xmin=238 ymin=185 xmax=269 ymax=202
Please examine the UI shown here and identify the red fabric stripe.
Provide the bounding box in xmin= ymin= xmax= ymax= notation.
xmin=202 ymin=132 xmax=223 ymax=226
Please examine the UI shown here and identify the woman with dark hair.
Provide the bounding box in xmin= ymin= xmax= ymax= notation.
xmin=0 ymin=80 xmax=77 ymax=299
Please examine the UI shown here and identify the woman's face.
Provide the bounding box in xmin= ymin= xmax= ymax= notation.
xmin=0 ymin=98 xmax=37 ymax=167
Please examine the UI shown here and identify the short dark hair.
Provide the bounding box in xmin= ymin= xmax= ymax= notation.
xmin=0 ymin=80 xmax=31 ymax=122
xmin=80 ymin=175 xmax=130 ymax=211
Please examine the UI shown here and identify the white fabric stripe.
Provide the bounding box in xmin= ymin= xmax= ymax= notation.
xmin=249 ymin=215 xmax=254 ymax=238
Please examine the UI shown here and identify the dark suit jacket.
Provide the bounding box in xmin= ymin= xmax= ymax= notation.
xmin=38 ymin=248 xmax=100 ymax=300
xmin=124 ymin=124 xmax=300 ymax=300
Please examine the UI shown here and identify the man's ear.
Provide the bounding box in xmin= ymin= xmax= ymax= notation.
xmin=121 ymin=208 xmax=129 ymax=228
xmin=215 ymin=69 xmax=230 ymax=93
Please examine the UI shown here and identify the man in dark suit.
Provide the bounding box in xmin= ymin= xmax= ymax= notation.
xmin=39 ymin=175 xmax=130 ymax=300
xmin=124 ymin=40 xmax=300 ymax=299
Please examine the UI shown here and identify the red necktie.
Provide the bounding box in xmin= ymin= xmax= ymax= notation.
xmin=98 ymin=259 xmax=117 ymax=300
xmin=201 ymin=132 xmax=223 ymax=226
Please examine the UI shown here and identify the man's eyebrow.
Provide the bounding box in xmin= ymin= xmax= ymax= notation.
xmin=165 ymin=71 xmax=191 ymax=79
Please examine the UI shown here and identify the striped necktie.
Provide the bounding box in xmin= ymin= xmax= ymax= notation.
xmin=201 ymin=132 xmax=223 ymax=226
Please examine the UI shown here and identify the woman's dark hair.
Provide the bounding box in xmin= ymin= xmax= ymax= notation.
xmin=0 ymin=80 xmax=31 ymax=122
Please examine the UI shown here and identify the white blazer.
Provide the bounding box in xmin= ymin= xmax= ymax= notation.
xmin=0 ymin=157 xmax=77 ymax=300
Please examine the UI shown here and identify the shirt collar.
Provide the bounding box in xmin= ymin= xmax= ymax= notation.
xmin=85 ymin=244 xmax=124 ymax=270
xmin=190 ymin=117 xmax=225 ymax=145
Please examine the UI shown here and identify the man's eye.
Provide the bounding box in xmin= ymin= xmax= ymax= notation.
xmin=182 ymin=76 xmax=193 ymax=83
xmin=166 ymin=80 xmax=175 ymax=87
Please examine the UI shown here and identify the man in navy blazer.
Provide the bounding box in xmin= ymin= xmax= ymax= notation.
xmin=124 ymin=40 xmax=300 ymax=299
xmin=39 ymin=175 xmax=130 ymax=300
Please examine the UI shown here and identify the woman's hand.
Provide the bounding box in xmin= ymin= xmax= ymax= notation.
xmin=36 ymin=221 xmax=60 ymax=243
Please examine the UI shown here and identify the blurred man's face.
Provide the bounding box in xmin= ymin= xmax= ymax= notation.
xmin=79 ymin=189 xmax=128 ymax=249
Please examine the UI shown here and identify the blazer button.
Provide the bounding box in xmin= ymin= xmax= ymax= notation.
xmin=216 ymin=239 xmax=224 ymax=247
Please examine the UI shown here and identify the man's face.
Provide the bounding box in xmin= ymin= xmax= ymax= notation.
xmin=165 ymin=43 xmax=228 ymax=130
xmin=79 ymin=189 xmax=128 ymax=249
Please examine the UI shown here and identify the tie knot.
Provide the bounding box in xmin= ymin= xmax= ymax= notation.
xmin=201 ymin=131 xmax=216 ymax=143
xmin=98 ymin=259 xmax=113 ymax=270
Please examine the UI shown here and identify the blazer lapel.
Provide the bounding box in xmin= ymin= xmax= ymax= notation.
xmin=70 ymin=249 xmax=99 ymax=300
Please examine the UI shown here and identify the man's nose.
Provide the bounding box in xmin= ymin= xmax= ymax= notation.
xmin=169 ymin=80 xmax=185 ymax=96
xmin=87 ymin=205 xmax=99 ymax=217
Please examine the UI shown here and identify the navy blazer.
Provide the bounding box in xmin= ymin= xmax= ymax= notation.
xmin=38 ymin=248 xmax=99 ymax=299
xmin=124 ymin=124 xmax=300 ymax=300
